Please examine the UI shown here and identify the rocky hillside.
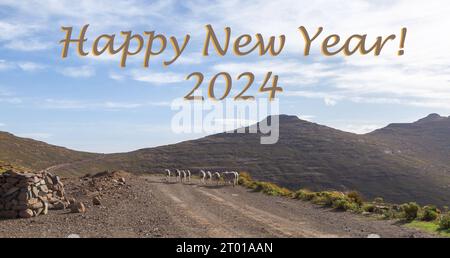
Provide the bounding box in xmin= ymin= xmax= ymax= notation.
xmin=368 ymin=113 xmax=450 ymax=168
xmin=50 ymin=114 xmax=450 ymax=206
xmin=0 ymin=131 xmax=99 ymax=171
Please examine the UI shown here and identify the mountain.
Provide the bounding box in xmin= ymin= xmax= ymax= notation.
xmin=0 ymin=131 xmax=99 ymax=171
xmin=50 ymin=114 xmax=450 ymax=206
xmin=0 ymin=160 xmax=27 ymax=173
xmin=368 ymin=114 xmax=450 ymax=168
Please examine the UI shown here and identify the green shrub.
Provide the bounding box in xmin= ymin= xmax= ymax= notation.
xmin=391 ymin=204 xmax=402 ymax=212
xmin=332 ymin=199 xmax=356 ymax=211
xmin=309 ymin=191 xmax=359 ymax=212
xmin=362 ymin=203 xmax=376 ymax=213
xmin=293 ymin=189 xmax=316 ymax=201
xmin=381 ymin=209 xmax=396 ymax=219
xmin=439 ymin=213 xmax=450 ymax=230
xmin=312 ymin=191 xmax=344 ymax=206
xmin=253 ymin=182 xmax=293 ymax=197
xmin=311 ymin=195 xmax=329 ymax=205
xmin=401 ymin=202 xmax=420 ymax=221
xmin=373 ymin=197 xmax=384 ymax=204
xmin=346 ymin=191 xmax=363 ymax=206
xmin=312 ymin=192 xmax=331 ymax=206
xmin=238 ymin=172 xmax=293 ymax=197
xmin=422 ymin=210 xmax=439 ymax=222
xmin=421 ymin=205 xmax=439 ymax=221
xmin=238 ymin=172 xmax=254 ymax=188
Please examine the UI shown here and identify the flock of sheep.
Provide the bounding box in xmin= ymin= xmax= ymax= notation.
xmin=164 ymin=169 xmax=240 ymax=187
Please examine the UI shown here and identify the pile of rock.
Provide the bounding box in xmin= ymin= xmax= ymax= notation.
xmin=0 ymin=170 xmax=71 ymax=219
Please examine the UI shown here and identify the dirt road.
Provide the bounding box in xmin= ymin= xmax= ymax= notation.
xmin=0 ymin=174 xmax=433 ymax=238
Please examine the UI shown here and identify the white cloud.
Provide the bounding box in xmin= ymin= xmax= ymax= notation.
xmin=43 ymin=99 xmax=89 ymax=109
xmin=0 ymin=21 xmax=40 ymax=42
xmin=0 ymin=87 xmax=22 ymax=104
xmin=0 ymin=0 xmax=449 ymax=113
xmin=42 ymin=98 xmax=171 ymax=110
xmin=0 ymin=59 xmax=14 ymax=71
xmin=86 ymin=53 xmax=122 ymax=63
xmin=150 ymin=101 xmax=171 ymax=107
xmin=188 ymin=0 xmax=450 ymax=110
xmin=0 ymin=88 xmax=10 ymax=96
xmin=18 ymin=62 xmax=46 ymax=72
xmin=0 ymin=0 xmax=175 ymax=35
xmin=337 ymin=124 xmax=383 ymax=134
xmin=212 ymin=59 xmax=336 ymax=87
xmin=175 ymin=53 xmax=205 ymax=65
xmin=4 ymin=40 xmax=51 ymax=51
xmin=129 ymin=70 xmax=185 ymax=84
xmin=324 ymin=97 xmax=337 ymax=106
xmin=0 ymin=60 xmax=46 ymax=72
xmin=103 ymin=102 xmax=142 ymax=109
xmin=286 ymin=89 xmax=450 ymax=110
xmin=59 ymin=66 xmax=95 ymax=78
xmin=0 ymin=97 xmax=22 ymax=104
xmin=109 ymin=71 xmax=125 ymax=81
xmin=103 ymin=100 xmax=171 ymax=108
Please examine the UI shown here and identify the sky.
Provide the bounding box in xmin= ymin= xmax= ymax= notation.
xmin=0 ymin=0 xmax=449 ymax=153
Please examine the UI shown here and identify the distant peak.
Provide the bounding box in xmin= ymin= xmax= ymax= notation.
xmin=262 ymin=114 xmax=301 ymax=124
xmin=415 ymin=113 xmax=448 ymax=123
xmin=277 ymin=114 xmax=300 ymax=121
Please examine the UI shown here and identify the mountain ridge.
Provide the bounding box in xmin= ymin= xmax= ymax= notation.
xmin=42 ymin=113 xmax=450 ymax=206
xmin=1 ymin=114 xmax=449 ymax=206
xmin=0 ymin=130 xmax=100 ymax=171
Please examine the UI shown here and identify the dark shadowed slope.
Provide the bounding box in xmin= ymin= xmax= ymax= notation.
xmin=0 ymin=131 xmax=100 ymax=171
xmin=368 ymin=114 xmax=450 ymax=168
xmin=52 ymin=115 xmax=450 ymax=206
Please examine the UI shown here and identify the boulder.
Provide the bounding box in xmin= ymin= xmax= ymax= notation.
xmin=67 ymin=197 xmax=76 ymax=205
xmin=42 ymin=201 xmax=48 ymax=215
xmin=1 ymin=170 xmax=70 ymax=219
xmin=70 ymin=202 xmax=86 ymax=213
xmin=18 ymin=209 xmax=34 ymax=218
xmin=92 ymin=196 xmax=102 ymax=206
xmin=53 ymin=201 xmax=68 ymax=210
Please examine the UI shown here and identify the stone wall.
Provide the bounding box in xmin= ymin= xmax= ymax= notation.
xmin=0 ymin=170 xmax=69 ymax=219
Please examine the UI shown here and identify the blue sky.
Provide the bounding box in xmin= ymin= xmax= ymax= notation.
xmin=0 ymin=0 xmax=449 ymax=153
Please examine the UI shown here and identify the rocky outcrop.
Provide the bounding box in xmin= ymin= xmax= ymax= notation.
xmin=0 ymin=169 xmax=70 ymax=219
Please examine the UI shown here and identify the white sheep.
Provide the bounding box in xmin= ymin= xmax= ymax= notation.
xmin=213 ymin=172 xmax=221 ymax=185
xmin=199 ymin=170 xmax=206 ymax=184
xmin=222 ymin=171 xmax=239 ymax=187
xmin=181 ymin=170 xmax=187 ymax=183
xmin=175 ymin=169 xmax=182 ymax=182
xmin=186 ymin=169 xmax=191 ymax=182
xmin=232 ymin=171 xmax=240 ymax=186
xmin=206 ymin=171 xmax=213 ymax=184
xmin=165 ymin=169 xmax=172 ymax=182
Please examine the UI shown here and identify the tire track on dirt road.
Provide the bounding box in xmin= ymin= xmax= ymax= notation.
xmin=151 ymin=177 xmax=337 ymax=237
xmin=156 ymin=181 xmax=239 ymax=237
xmin=144 ymin=175 xmax=436 ymax=238
xmin=194 ymin=187 xmax=338 ymax=237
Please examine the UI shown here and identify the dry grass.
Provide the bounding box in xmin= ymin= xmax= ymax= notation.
xmin=238 ymin=171 xmax=448 ymax=236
